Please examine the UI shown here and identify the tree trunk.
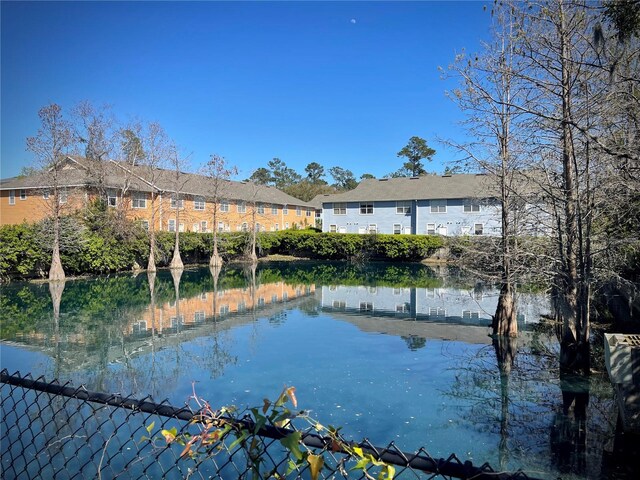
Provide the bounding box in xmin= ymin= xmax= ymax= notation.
xmin=49 ymin=213 xmax=65 ymax=281
xmin=147 ymin=233 xmax=157 ymax=272
xmin=210 ymin=230 xmax=223 ymax=267
xmin=493 ymin=335 xmax=517 ymax=471
xmin=170 ymin=205 xmax=183 ymax=269
xmin=493 ymin=282 xmax=517 ymax=336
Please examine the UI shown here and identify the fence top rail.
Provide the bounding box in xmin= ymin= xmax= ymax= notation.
xmin=1 ymin=369 xmax=542 ymax=480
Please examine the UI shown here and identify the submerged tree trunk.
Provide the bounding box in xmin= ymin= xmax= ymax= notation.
xmin=210 ymin=229 xmax=223 ymax=267
xmin=493 ymin=283 xmax=517 ymax=337
xmin=493 ymin=335 xmax=518 ymax=471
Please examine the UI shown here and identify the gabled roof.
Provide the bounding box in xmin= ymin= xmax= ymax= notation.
xmin=0 ymin=156 xmax=313 ymax=207
xmin=316 ymin=174 xmax=496 ymax=204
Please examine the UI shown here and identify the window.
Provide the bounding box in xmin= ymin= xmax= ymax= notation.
xmin=396 ymin=201 xmax=411 ymax=214
xmin=403 ymin=226 xmax=411 ymax=234
xmin=462 ymin=310 xmax=480 ymax=320
xmin=333 ymin=300 xmax=346 ymax=310
xmin=396 ymin=303 xmax=410 ymax=313
xmin=368 ymin=224 xmax=377 ymax=234
xmin=359 ymin=302 xmax=373 ymax=312
xmin=296 ymin=206 xmax=301 ymax=216
xmin=464 ymin=201 xmax=481 ymax=213
xmin=171 ymin=315 xmax=184 ymax=328
xmin=132 ymin=321 xmax=147 ymax=335
xmin=218 ymin=222 xmax=225 ymax=232
xmin=283 ymin=205 xmax=289 ymax=214
xmin=220 ymin=305 xmax=230 ymax=315
xmin=194 ymin=311 xmax=206 ymax=323
xmin=194 ymin=196 xmax=205 ymax=211
xmin=220 ymin=201 xmax=229 ymax=212
xmin=241 ymin=222 xmax=248 ymax=231
xmin=329 ymin=224 xmax=337 ymax=233
xmin=255 ymin=222 xmax=261 ymax=232
xmin=237 ymin=201 xmax=246 ymax=213
xmin=429 ymin=307 xmax=446 ymax=318
xmin=430 ymin=200 xmax=446 ymax=213
xmin=393 ymin=224 xmax=401 ymax=234
xmin=333 ymin=202 xmax=346 ymax=215
xmin=42 ymin=190 xmax=50 ymax=200
xmin=474 ymin=223 xmax=484 ymax=235
xmin=171 ymin=195 xmax=184 ymax=209
xmin=426 ymin=223 xmax=436 ymax=235
xmin=179 ymin=223 xmax=185 ymax=232
xmin=271 ymin=205 xmax=278 ymax=215
xmin=272 ymin=294 xmax=279 ymax=303
xmin=282 ymin=292 xmax=288 ymax=301
xmin=359 ymin=203 xmax=374 ymax=215
xmin=59 ymin=189 xmax=68 ymax=204
xmin=257 ymin=203 xmax=265 ymax=214
xmin=140 ymin=220 xmax=150 ymax=230
xmin=306 ymin=208 xmax=311 ymax=217
xmin=237 ymin=301 xmax=246 ymax=312
xmin=168 ymin=219 xmax=176 ymax=232
xmin=200 ymin=221 xmax=208 ymax=232
xmin=8 ymin=190 xmax=15 ymax=205
xmin=107 ymin=190 xmax=117 ymax=207
xmin=19 ymin=189 xmax=27 ymax=200
xmin=132 ymin=193 xmax=147 ymax=208
xmin=285 ymin=222 xmax=289 ymax=229
xmin=275 ymin=223 xmax=279 ymax=231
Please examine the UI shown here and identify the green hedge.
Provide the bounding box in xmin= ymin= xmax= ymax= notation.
xmin=0 ymin=218 xmax=444 ymax=280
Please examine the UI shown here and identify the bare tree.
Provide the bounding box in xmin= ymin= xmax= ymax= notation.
xmin=445 ymin=0 xmax=531 ymax=337
xmin=139 ymin=122 xmax=170 ymax=272
xmin=26 ymin=103 xmax=76 ymax=281
xmin=203 ymin=154 xmax=237 ymax=267
xmin=168 ymin=144 xmax=190 ymax=270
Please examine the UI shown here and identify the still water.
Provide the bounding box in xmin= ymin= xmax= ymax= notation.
xmin=0 ymin=262 xmax=620 ymax=478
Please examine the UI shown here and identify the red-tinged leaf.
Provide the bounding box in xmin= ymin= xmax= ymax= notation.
xmin=262 ymin=398 xmax=271 ymax=414
xmin=286 ymin=387 xmax=297 ymax=408
xmin=180 ymin=438 xmax=196 ymax=458
xmin=161 ymin=428 xmax=177 ymax=444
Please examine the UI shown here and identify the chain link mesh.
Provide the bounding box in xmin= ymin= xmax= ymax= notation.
xmin=1 ymin=370 xmax=538 ymax=480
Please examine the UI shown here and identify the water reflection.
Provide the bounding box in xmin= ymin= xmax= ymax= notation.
xmin=0 ymin=262 xmax=623 ymax=478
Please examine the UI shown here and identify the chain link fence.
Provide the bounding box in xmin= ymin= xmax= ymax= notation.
xmin=1 ymin=370 xmax=539 ymax=480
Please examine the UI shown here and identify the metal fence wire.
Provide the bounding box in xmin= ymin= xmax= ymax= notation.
xmin=1 ymin=370 xmax=538 ymax=480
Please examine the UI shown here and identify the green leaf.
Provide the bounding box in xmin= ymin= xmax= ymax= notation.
xmin=228 ymin=431 xmax=248 ymax=451
xmin=280 ymin=432 xmax=303 ymax=460
xmin=146 ymin=421 xmax=155 ymax=434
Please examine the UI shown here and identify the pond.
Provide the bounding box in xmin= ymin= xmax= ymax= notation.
xmin=0 ymin=262 xmax=623 ymax=478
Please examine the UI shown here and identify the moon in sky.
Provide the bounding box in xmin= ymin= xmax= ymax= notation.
xmin=350 ymin=18 xmax=357 ymax=24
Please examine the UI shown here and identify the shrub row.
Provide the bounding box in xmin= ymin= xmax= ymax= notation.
xmin=0 ymin=217 xmax=444 ymax=280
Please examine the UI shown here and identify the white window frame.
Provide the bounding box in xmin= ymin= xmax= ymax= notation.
xmin=430 ymin=200 xmax=447 ymax=213
xmin=194 ymin=196 xmax=206 ymax=211
xmin=426 ymin=223 xmax=436 ymax=235
xmin=359 ymin=202 xmax=374 ymax=215
xmin=333 ymin=202 xmax=347 ymax=215
xmin=329 ymin=224 xmax=337 ymax=233
xmin=393 ymin=224 xmax=401 ymax=234
xmin=42 ymin=190 xmax=50 ymax=200
xmin=171 ymin=195 xmax=184 ymax=209
xmin=237 ymin=201 xmax=246 ymax=213
xmin=140 ymin=220 xmax=150 ymax=231
xmin=368 ymin=224 xmax=377 ymax=234
xmin=283 ymin=204 xmax=289 ymax=214
xmin=241 ymin=222 xmax=248 ymax=231
xmin=59 ymin=188 xmax=68 ymax=204
xmin=218 ymin=222 xmax=225 ymax=232
xmin=107 ymin=190 xmax=117 ymax=208
xmin=271 ymin=205 xmax=278 ymax=215
xmin=179 ymin=223 xmax=185 ymax=233
xmin=200 ymin=220 xmax=208 ymax=232
xmin=275 ymin=223 xmax=279 ymax=231
xmin=19 ymin=189 xmax=27 ymax=200
xmin=257 ymin=203 xmax=265 ymax=214
xmin=296 ymin=206 xmax=302 ymax=216
xmin=220 ymin=201 xmax=229 ymax=212
xmin=306 ymin=208 xmax=312 ymax=217
xmin=474 ymin=223 xmax=484 ymax=235
xmin=132 ymin=192 xmax=147 ymax=209
xmin=464 ymin=201 xmax=481 ymax=213
xmin=168 ymin=219 xmax=176 ymax=232
xmin=8 ymin=190 xmax=15 ymax=205
xmin=396 ymin=201 xmax=411 ymax=214
xmin=285 ymin=222 xmax=290 ymax=229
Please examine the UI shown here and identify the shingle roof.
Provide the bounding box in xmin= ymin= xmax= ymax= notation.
xmin=316 ymin=174 xmax=496 ymax=204
xmin=0 ymin=156 xmax=313 ymax=207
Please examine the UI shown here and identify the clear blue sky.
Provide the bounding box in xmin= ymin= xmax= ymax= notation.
xmin=1 ymin=1 xmax=491 ymax=181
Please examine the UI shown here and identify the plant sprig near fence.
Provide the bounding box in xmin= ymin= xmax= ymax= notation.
xmin=1 ymin=370 xmax=539 ymax=480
